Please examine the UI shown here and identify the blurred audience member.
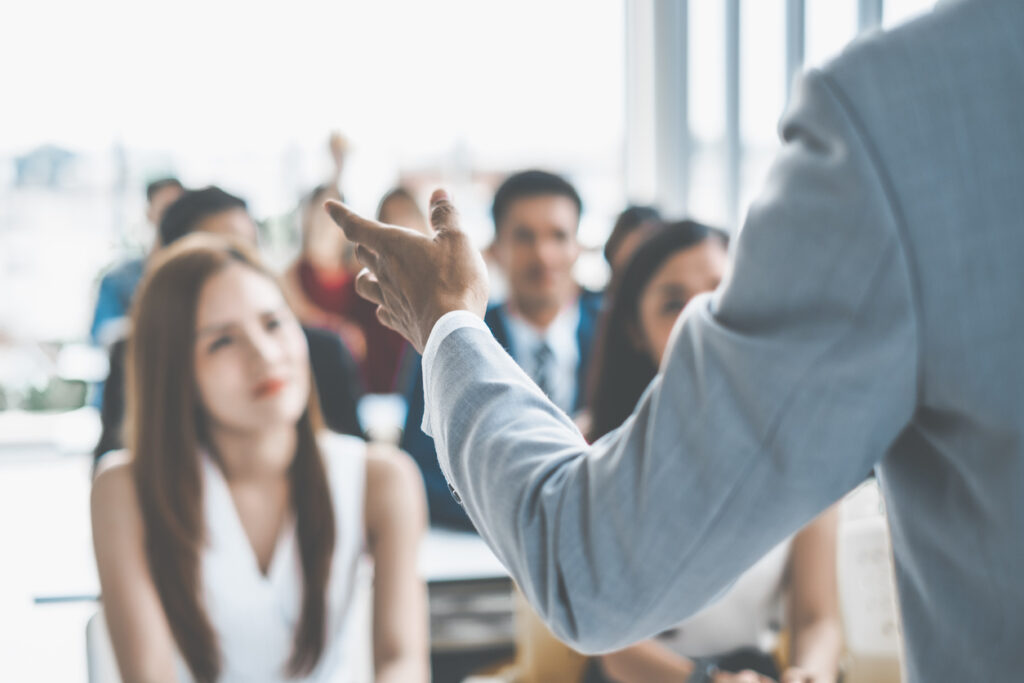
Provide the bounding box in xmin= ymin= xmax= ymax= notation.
xmin=602 ymin=204 xmax=661 ymax=275
xmin=401 ymin=170 xmax=601 ymax=529
xmin=377 ymin=187 xmax=428 ymax=232
xmin=586 ymin=223 xmax=841 ymax=683
xmin=92 ymin=235 xmax=428 ymax=683
xmin=90 ymin=177 xmax=184 ymax=347
xmin=158 ymin=186 xmax=258 ymax=246
xmin=282 ymin=184 xmax=415 ymax=393
xmin=94 ymin=187 xmax=364 ymax=462
xmin=281 ymin=184 xmax=366 ymax=359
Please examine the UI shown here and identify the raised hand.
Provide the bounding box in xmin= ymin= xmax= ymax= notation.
xmin=325 ymin=189 xmax=489 ymax=353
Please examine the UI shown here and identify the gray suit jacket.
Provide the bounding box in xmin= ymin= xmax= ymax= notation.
xmin=421 ymin=1 xmax=1024 ymax=679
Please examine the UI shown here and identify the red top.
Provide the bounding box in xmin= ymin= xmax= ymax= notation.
xmin=298 ymin=259 xmax=407 ymax=393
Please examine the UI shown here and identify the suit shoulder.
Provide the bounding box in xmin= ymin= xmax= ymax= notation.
xmin=821 ymin=0 xmax=1000 ymax=97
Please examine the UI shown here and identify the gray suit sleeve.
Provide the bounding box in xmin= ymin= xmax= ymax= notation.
xmin=424 ymin=69 xmax=919 ymax=653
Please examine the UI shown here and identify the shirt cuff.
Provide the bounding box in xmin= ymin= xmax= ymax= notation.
xmin=421 ymin=310 xmax=490 ymax=438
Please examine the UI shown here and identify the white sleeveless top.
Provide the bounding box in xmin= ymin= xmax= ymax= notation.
xmin=656 ymin=538 xmax=793 ymax=658
xmin=181 ymin=433 xmax=369 ymax=683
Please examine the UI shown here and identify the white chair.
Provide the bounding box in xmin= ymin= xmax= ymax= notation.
xmin=347 ymin=558 xmax=375 ymax=683
xmin=837 ymin=482 xmax=904 ymax=683
xmin=86 ymin=609 xmax=122 ymax=683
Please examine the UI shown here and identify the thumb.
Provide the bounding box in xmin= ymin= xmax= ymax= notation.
xmin=428 ymin=188 xmax=460 ymax=236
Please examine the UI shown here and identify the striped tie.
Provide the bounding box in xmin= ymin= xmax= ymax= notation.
xmin=533 ymin=341 xmax=554 ymax=398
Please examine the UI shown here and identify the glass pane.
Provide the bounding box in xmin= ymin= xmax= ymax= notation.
xmin=689 ymin=143 xmax=730 ymax=228
xmin=688 ymin=0 xmax=727 ymax=225
xmin=741 ymin=0 xmax=786 ymax=147
xmin=739 ymin=149 xmax=777 ymax=230
xmin=689 ymin=0 xmax=727 ymax=144
xmin=805 ymin=0 xmax=858 ymax=68
xmin=884 ymin=0 xmax=936 ymax=29
xmin=0 ymin=0 xmax=627 ymax=341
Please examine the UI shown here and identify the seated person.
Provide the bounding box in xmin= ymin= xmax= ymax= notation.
xmin=91 ymin=235 xmax=429 ymax=682
xmin=93 ymin=187 xmax=364 ymax=463
xmin=282 ymin=184 xmax=414 ymax=393
xmin=281 ymin=184 xmax=368 ymax=364
xmin=280 ymin=143 xmax=410 ymax=393
xmin=376 ymin=186 xmax=428 ymax=232
xmin=602 ymin=204 xmax=661 ymax=275
xmin=586 ymin=222 xmax=842 ymax=683
xmin=401 ymin=170 xmax=602 ymax=530
xmin=91 ymin=177 xmax=183 ymax=347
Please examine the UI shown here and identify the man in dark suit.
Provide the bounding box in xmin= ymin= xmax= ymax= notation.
xmin=401 ymin=171 xmax=600 ymax=529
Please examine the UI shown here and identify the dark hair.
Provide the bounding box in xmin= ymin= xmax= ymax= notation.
xmin=491 ymin=170 xmax=582 ymax=233
xmin=604 ymin=205 xmax=661 ymax=266
xmin=586 ymin=220 xmax=727 ymax=443
xmin=146 ymin=177 xmax=183 ymax=202
xmin=159 ymin=186 xmax=247 ymax=247
xmin=127 ymin=234 xmax=335 ymax=681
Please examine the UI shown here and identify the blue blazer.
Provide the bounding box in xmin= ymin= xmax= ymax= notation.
xmin=401 ymin=290 xmax=602 ymax=530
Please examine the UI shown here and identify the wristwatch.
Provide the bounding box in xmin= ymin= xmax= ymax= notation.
xmin=686 ymin=658 xmax=719 ymax=683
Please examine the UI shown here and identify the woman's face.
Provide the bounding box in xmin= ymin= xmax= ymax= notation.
xmin=193 ymin=263 xmax=311 ymax=434
xmin=636 ymin=238 xmax=728 ymax=366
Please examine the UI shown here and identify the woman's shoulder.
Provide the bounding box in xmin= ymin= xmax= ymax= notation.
xmin=317 ymin=431 xmax=369 ymax=462
xmin=91 ymin=450 xmax=142 ymax=528
xmin=364 ymin=443 xmax=421 ymax=487
xmin=92 ymin=450 xmax=133 ymax=494
xmin=363 ymin=443 xmax=426 ymax=529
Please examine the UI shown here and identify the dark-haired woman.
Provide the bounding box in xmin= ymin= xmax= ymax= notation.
xmin=91 ymin=234 xmax=428 ymax=682
xmin=281 ymin=185 xmax=418 ymax=393
xmin=588 ymin=222 xmax=842 ymax=683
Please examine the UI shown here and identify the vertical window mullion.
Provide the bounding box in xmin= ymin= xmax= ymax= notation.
xmin=725 ymin=0 xmax=741 ymax=230
xmin=785 ymin=0 xmax=806 ymax=105
xmin=653 ymin=0 xmax=690 ymax=215
xmin=858 ymin=0 xmax=884 ymax=33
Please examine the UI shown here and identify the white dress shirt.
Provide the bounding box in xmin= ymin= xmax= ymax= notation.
xmin=502 ymin=302 xmax=580 ymax=415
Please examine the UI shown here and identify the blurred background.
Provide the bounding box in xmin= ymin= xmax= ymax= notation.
xmin=0 ymin=1 xmax=934 ymax=681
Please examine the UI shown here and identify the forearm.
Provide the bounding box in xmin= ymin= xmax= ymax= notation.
xmin=374 ymin=655 xmax=429 ymax=683
xmin=789 ymin=618 xmax=844 ymax=682
xmin=118 ymin=669 xmax=178 ymax=683
xmin=599 ymin=642 xmax=695 ymax=683
xmin=425 ymin=318 xmax=785 ymax=652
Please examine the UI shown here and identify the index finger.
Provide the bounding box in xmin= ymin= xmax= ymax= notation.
xmin=324 ymin=199 xmax=393 ymax=250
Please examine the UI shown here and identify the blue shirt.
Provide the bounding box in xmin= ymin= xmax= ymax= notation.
xmin=90 ymin=257 xmax=145 ymax=346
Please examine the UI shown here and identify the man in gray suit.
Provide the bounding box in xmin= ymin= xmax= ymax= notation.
xmin=326 ymin=1 xmax=1024 ymax=679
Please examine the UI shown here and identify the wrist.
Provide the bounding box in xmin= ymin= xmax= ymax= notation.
xmin=686 ymin=658 xmax=718 ymax=683
xmin=420 ymin=303 xmax=484 ymax=352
